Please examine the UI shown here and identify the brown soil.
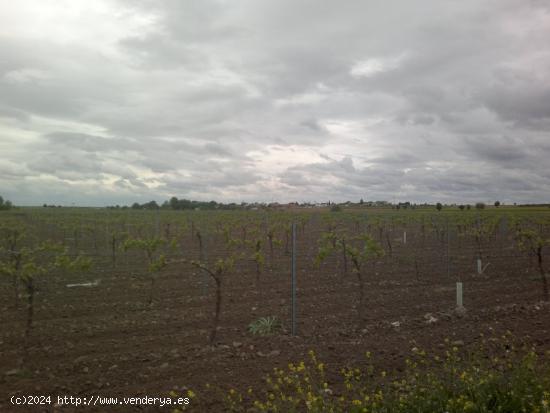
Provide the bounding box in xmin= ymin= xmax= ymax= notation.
xmin=1 ymin=227 xmax=549 ymax=412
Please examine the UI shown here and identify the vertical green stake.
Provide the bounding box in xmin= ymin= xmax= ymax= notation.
xmin=291 ymin=223 xmax=297 ymax=336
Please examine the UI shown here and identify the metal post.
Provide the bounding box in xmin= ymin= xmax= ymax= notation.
xmin=291 ymin=223 xmax=297 ymax=336
xmin=155 ymin=209 xmax=160 ymax=237
xmin=456 ymin=282 xmax=463 ymax=308
xmin=201 ymin=230 xmax=208 ymax=295
xmin=124 ymin=222 xmax=129 ymax=267
xmin=447 ymin=218 xmax=450 ymax=279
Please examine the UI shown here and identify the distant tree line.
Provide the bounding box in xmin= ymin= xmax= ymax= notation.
xmin=132 ymin=200 xmax=160 ymax=210
xmin=106 ymin=197 xmax=548 ymax=211
xmin=517 ymin=203 xmax=550 ymax=208
xmin=163 ymin=197 xmax=241 ymax=210
xmin=0 ymin=196 xmax=14 ymax=210
xmin=107 ymin=197 xmax=244 ymax=211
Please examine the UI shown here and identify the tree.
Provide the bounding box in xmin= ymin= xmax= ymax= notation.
xmin=0 ymin=241 xmax=91 ymax=341
xmin=123 ymin=237 xmax=167 ymax=305
xmin=516 ymin=228 xmax=549 ymax=301
xmin=316 ymin=230 xmax=348 ymax=275
xmin=108 ymin=229 xmax=128 ymax=268
xmin=266 ymin=225 xmax=281 ymax=269
xmin=246 ymin=238 xmax=264 ymax=285
xmin=0 ymin=223 xmax=25 ymax=307
xmin=189 ymin=257 xmax=235 ymax=344
xmin=142 ymin=200 xmax=159 ymax=210
xmin=475 ymin=202 xmax=486 ymax=210
xmin=459 ymin=205 xmax=465 ymax=210
xmin=344 ymin=235 xmax=384 ymax=319
xmin=469 ymin=217 xmax=496 ymax=274
xmin=169 ymin=196 xmax=179 ymax=210
xmin=494 ymin=201 xmax=501 ymax=208
xmin=0 ymin=195 xmax=13 ymax=210
xmin=317 ymin=234 xmax=384 ymax=319
xmin=436 ymin=203 xmax=443 ymax=211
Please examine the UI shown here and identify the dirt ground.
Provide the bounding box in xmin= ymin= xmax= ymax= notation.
xmin=1 ymin=225 xmax=549 ymax=412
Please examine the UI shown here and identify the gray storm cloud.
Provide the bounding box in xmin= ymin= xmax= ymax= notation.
xmin=0 ymin=0 xmax=549 ymax=206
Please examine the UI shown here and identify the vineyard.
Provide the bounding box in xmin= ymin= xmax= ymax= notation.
xmin=1 ymin=206 xmax=550 ymax=411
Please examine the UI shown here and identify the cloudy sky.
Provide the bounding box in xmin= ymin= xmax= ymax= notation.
xmin=1 ymin=0 xmax=549 ymax=206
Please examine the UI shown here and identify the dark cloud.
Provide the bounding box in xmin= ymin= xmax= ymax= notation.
xmin=0 ymin=105 xmax=31 ymax=122
xmin=1 ymin=0 xmax=549 ymax=205
xmin=482 ymin=83 xmax=550 ymax=124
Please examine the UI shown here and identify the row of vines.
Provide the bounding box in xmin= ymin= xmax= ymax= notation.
xmin=1 ymin=207 xmax=549 ymax=353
